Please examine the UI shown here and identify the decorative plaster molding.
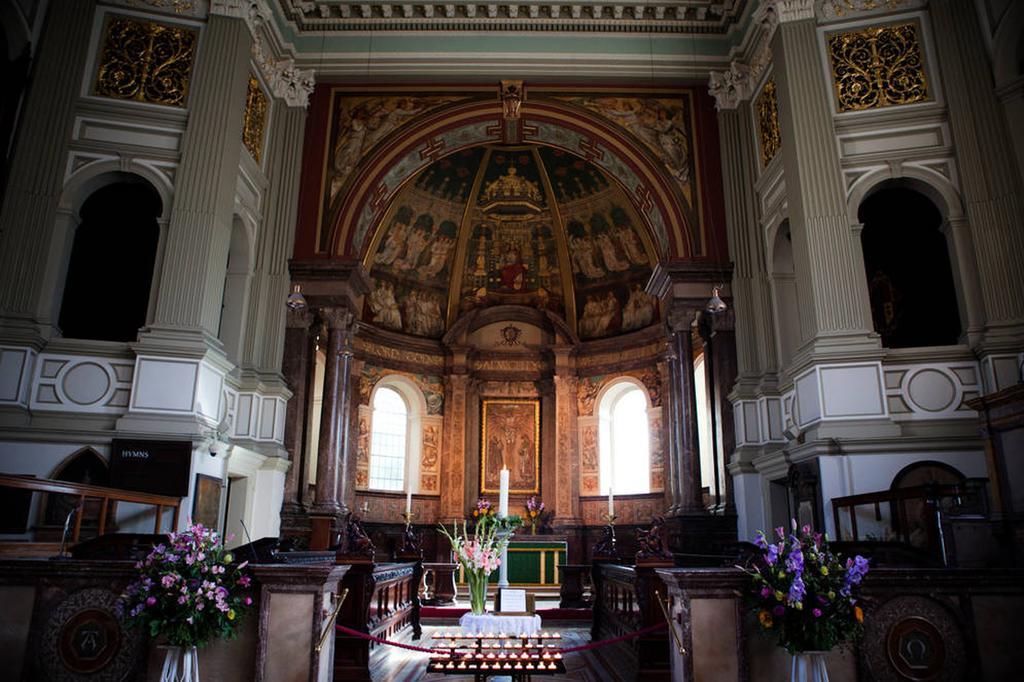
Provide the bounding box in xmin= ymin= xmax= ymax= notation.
xmin=760 ymin=0 xmax=816 ymax=24
xmin=818 ymin=0 xmax=919 ymax=22
xmin=276 ymin=0 xmax=749 ymax=33
xmin=708 ymin=61 xmax=754 ymax=110
xmin=213 ymin=0 xmax=315 ymax=107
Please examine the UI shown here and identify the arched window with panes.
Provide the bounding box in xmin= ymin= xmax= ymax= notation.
xmin=366 ymin=377 xmax=425 ymax=493
xmin=369 ymin=386 xmax=409 ymax=491
xmin=598 ymin=380 xmax=651 ymax=496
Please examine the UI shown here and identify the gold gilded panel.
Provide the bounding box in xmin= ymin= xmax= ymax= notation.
xmin=827 ymin=22 xmax=929 ymax=113
xmin=94 ymin=16 xmax=197 ymax=108
xmin=243 ymin=75 xmax=268 ymax=163
xmin=755 ymin=79 xmax=781 ymax=167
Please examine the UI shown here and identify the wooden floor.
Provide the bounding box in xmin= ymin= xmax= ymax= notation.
xmin=370 ymin=625 xmax=632 ymax=681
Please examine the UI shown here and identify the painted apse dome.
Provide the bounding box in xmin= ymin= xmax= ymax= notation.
xmin=361 ymin=144 xmax=660 ymax=340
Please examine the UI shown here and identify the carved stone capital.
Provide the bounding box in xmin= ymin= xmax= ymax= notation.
xmin=708 ymin=61 xmax=754 ymax=110
xmin=320 ymin=306 xmax=354 ymax=331
xmin=285 ymin=305 xmax=313 ymax=329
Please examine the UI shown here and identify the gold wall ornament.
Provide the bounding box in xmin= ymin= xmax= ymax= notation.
xmin=94 ymin=15 xmax=197 ymax=107
xmin=243 ymin=75 xmax=268 ymax=163
xmin=755 ymin=78 xmax=781 ymax=167
xmin=827 ymin=22 xmax=930 ymax=112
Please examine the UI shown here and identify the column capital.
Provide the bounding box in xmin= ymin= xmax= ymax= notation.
xmin=760 ymin=0 xmax=815 ymax=27
xmin=318 ymin=306 xmax=353 ymax=331
xmin=708 ymin=62 xmax=754 ymax=111
xmin=285 ymin=305 xmax=313 ymax=329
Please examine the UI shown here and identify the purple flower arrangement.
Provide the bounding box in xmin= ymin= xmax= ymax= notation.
xmin=116 ymin=522 xmax=254 ymax=648
xmin=741 ymin=521 xmax=869 ymax=653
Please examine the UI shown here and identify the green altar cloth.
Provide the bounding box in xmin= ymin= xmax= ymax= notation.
xmin=457 ymin=537 xmax=568 ymax=587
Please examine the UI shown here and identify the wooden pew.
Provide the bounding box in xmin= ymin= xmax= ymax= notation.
xmin=590 ymin=517 xmax=674 ymax=681
xmin=332 ymin=514 xmax=422 ymax=681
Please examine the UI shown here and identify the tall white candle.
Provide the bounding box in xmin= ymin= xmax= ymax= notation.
xmin=499 ymin=468 xmax=510 ymax=517
xmin=608 ymin=487 xmax=614 ymax=517
xmin=406 ymin=490 xmax=412 ymax=516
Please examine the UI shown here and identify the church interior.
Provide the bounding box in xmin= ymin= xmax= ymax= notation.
xmin=1 ymin=0 xmax=1023 ymax=680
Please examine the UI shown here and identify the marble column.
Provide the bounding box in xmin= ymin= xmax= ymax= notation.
xmin=0 ymin=0 xmax=96 ymax=340
xmin=145 ymin=14 xmax=252 ymax=342
xmin=280 ymin=306 xmax=313 ymax=515
xmin=552 ymin=349 xmax=580 ymax=524
xmin=668 ymin=308 xmax=704 ymax=512
xmin=312 ymin=308 xmax=354 ymax=516
xmin=771 ymin=4 xmax=876 ymax=352
xmin=931 ymin=0 xmax=1024 ymax=347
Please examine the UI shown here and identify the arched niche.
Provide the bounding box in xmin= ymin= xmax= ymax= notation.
xmin=218 ymin=214 xmax=255 ymax=362
xmin=857 ymin=183 xmax=962 ymax=348
xmin=768 ymin=219 xmax=801 ymax=368
xmin=57 ymin=174 xmax=163 ymax=342
xmin=328 ymin=98 xmax=699 ymax=263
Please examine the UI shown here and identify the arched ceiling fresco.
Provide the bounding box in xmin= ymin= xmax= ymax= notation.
xmin=361 ymin=144 xmax=660 ymax=341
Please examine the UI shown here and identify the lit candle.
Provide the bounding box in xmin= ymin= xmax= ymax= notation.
xmin=608 ymin=487 xmax=614 ymax=517
xmin=406 ymin=490 xmax=412 ymax=515
xmin=499 ymin=467 xmax=510 ymax=517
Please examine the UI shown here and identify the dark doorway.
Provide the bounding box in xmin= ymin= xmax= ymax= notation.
xmin=859 ymin=186 xmax=961 ymax=348
xmin=58 ymin=180 xmax=161 ymax=342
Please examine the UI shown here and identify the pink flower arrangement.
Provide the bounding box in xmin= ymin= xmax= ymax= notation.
xmin=440 ymin=514 xmax=512 ymax=615
xmin=116 ymin=522 xmax=253 ymax=648
xmin=525 ymin=496 xmax=545 ymax=518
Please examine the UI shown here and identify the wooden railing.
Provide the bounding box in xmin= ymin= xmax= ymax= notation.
xmin=0 ymin=474 xmax=181 ymax=549
xmin=334 ymin=560 xmax=422 ymax=682
xmin=591 ymin=561 xmax=671 ymax=680
xmin=831 ymin=481 xmax=987 ymax=566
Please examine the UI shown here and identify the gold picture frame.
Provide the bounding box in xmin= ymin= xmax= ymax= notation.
xmin=480 ymin=399 xmax=540 ymax=494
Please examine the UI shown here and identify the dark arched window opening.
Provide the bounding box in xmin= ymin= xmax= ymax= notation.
xmin=59 ymin=181 xmax=161 ymax=342
xmin=859 ymin=186 xmax=961 ymax=348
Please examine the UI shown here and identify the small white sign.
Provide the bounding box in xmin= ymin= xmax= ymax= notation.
xmin=500 ymin=588 xmax=527 ymax=614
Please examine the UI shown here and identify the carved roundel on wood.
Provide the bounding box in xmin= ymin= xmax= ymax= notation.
xmin=861 ymin=595 xmax=966 ymax=681
xmin=40 ymin=587 xmax=144 ymax=681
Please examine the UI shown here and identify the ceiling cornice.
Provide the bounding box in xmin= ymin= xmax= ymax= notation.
xmin=274 ymin=0 xmax=752 ymax=34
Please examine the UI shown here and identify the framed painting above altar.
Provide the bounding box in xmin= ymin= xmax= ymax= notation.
xmin=480 ymin=399 xmax=540 ymax=494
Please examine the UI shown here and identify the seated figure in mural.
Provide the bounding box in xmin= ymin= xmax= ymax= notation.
xmin=498 ymin=242 xmax=529 ymax=291
xmin=368 ymin=280 xmax=402 ymax=331
xmin=597 ymin=231 xmax=630 ymax=272
xmin=622 ymin=283 xmax=655 ymax=331
xmin=579 ymin=291 xmax=622 ymax=338
xmin=375 ymin=206 xmax=414 ymax=266
xmin=568 ymin=227 xmax=605 ymax=279
xmin=403 ymin=290 xmax=445 ymax=337
xmin=394 ymin=214 xmax=434 ymax=270
xmin=611 ymin=208 xmax=649 ymax=265
xmin=421 ymin=220 xmax=458 ymax=278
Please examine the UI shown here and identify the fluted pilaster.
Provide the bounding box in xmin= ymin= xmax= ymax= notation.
xmin=242 ymin=104 xmax=308 ymax=373
xmin=0 ymin=0 xmax=96 ymax=337
xmin=930 ymin=0 xmax=1024 ymax=344
xmin=717 ymin=105 xmax=778 ymax=381
xmin=150 ymin=15 xmax=252 ymax=337
xmin=772 ymin=17 xmax=875 ymax=346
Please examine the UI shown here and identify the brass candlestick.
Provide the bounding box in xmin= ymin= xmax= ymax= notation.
xmin=603 ymin=513 xmax=618 ymax=525
xmin=401 ymin=511 xmax=416 ymax=527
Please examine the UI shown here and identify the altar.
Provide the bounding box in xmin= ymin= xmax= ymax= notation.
xmin=457 ymin=537 xmax=568 ymax=587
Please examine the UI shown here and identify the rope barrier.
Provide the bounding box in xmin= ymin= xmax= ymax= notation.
xmin=334 ymin=621 xmax=667 ymax=656
xmin=557 ymin=622 xmax=666 ymax=653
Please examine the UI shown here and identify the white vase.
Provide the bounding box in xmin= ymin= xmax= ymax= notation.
xmin=160 ymin=646 xmax=200 ymax=682
xmin=790 ymin=651 xmax=829 ymax=682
